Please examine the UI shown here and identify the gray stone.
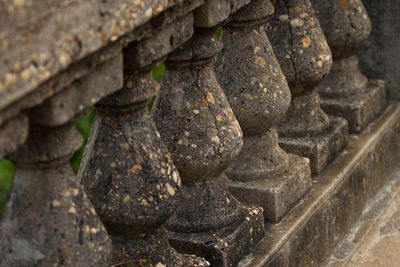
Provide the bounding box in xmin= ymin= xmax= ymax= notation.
xmin=0 ymin=43 xmax=122 ymax=126
xmin=228 ymin=154 xmax=311 ymax=223
xmin=0 ymin=0 xmax=203 ymax=128
xmin=215 ymin=0 xmax=312 ymax=223
xmin=320 ymin=78 xmax=386 ymax=133
xmin=358 ymin=0 xmax=400 ymax=100
xmin=238 ymin=102 xmax=400 ymax=266
xmin=194 ymin=0 xmax=231 ymax=27
xmin=29 ymin=53 xmax=123 ymax=126
xmin=124 ymin=13 xmax=195 ymax=69
xmin=0 ymin=0 xmax=192 ymax=115
xmin=267 ymin=0 xmax=348 ymax=175
xmin=312 ymin=0 xmax=387 ymax=133
xmin=154 ymin=27 xmax=264 ymax=266
xmin=0 ymin=123 xmax=111 ymax=266
xmin=279 ymin=115 xmax=348 ymax=175
xmin=230 ymin=0 xmax=252 ymax=14
xmin=0 ymin=114 xmax=28 ymax=157
xmin=79 ymin=48 xmax=209 ymax=266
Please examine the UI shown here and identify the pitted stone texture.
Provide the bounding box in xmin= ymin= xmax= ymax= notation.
xmin=312 ymin=0 xmax=386 ymax=133
xmin=267 ymin=0 xmax=347 ymax=173
xmin=154 ymin=28 xmax=264 ymax=266
xmin=320 ymin=79 xmax=386 ymax=133
xmin=170 ymin=199 xmax=264 ymax=267
xmin=267 ymin=0 xmax=332 ymax=94
xmin=267 ymin=0 xmax=334 ymax=135
xmin=0 ymin=0 xmax=197 ymax=114
xmin=155 ymin=29 xmax=243 ymax=182
xmin=277 ymin=92 xmax=348 ymax=174
xmin=0 ymin=123 xmax=111 ymax=267
xmin=29 ymin=53 xmax=123 ymax=126
xmin=0 ymin=114 xmax=28 ymax=157
xmin=216 ymin=0 xmax=311 ymax=223
xmin=0 ymin=43 xmax=121 ymax=126
xmin=312 ymin=0 xmax=371 ymax=57
xmin=278 ymin=92 xmax=331 ymax=137
xmin=194 ymin=0 xmax=231 ymax=27
xmin=280 ymin=116 xmax=348 ymax=175
xmin=239 ymin=102 xmax=400 ymax=267
xmin=228 ymin=154 xmax=311 ymax=222
xmin=80 ymin=67 xmax=208 ymax=266
xmin=230 ymin=0 xmax=252 ymax=13
xmin=124 ymin=13 xmax=195 ymax=69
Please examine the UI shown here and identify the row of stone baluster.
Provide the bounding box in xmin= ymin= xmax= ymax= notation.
xmin=0 ymin=0 xmax=386 ymax=266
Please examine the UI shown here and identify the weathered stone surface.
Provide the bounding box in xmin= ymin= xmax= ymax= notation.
xmin=0 ymin=0 xmax=197 ymax=113
xmin=154 ymin=28 xmax=264 ymax=266
xmin=0 ymin=114 xmax=28 ymax=157
xmin=216 ymin=0 xmax=311 ymax=222
xmin=124 ymin=13 xmax=194 ymax=69
xmin=29 ymin=53 xmax=123 ymax=126
xmin=0 ymin=0 xmax=204 ymax=130
xmin=238 ymin=102 xmax=400 ymax=266
xmin=358 ymin=0 xmax=400 ymax=101
xmin=320 ymin=79 xmax=386 ymax=133
xmin=0 ymin=123 xmax=111 ymax=266
xmin=313 ymin=0 xmax=386 ymax=133
xmin=194 ymin=0 xmax=231 ymax=27
xmin=230 ymin=0 xmax=251 ymax=13
xmin=0 ymin=43 xmax=122 ymax=126
xmin=267 ymin=0 xmax=348 ymax=175
xmin=79 ymin=49 xmax=208 ymax=265
xmin=326 ymin=169 xmax=400 ymax=267
xmin=279 ymin=116 xmax=348 ymax=175
xmin=228 ymin=154 xmax=311 ymax=223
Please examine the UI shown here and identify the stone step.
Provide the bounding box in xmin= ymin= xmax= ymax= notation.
xmin=238 ymin=101 xmax=400 ymax=267
xmin=327 ymin=168 xmax=400 ymax=267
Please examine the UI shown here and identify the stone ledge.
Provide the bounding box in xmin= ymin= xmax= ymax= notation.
xmin=238 ymin=101 xmax=400 ymax=266
xmin=0 ymin=0 xmax=204 ymax=124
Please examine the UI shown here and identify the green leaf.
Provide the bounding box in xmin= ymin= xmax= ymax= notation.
xmin=0 ymin=159 xmax=15 ymax=218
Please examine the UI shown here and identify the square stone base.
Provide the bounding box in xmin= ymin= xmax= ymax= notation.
xmin=320 ymin=79 xmax=386 ymax=133
xmin=168 ymin=205 xmax=264 ymax=267
xmin=238 ymin=102 xmax=400 ymax=267
xmin=279 ymin=117 xmax=348 ymax=175
xmin=227 ymin=154 xmax=312 ymax=223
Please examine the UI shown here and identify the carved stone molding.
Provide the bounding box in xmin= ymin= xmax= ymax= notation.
xmin=313 ymin=0 xmax=386 ymax=133
xmin=0 ymin=122 xmax=111 ymax=266
xmin=267 ymin=0 xmax=348 ymax=175
xmin=215 ymin=0 xmax=311 ymax=223
xmin=154 ymin=27 xmax=264 ymax=266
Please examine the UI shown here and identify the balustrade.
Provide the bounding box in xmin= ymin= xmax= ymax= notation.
xmin=0 ymin=0 xmax=398 ymax=266
xmin=215 ymin=0 xmax=311 ymax=223
xmin=267 ymin=0 xmax=348 ymax=175
xmin=0 ymin=117 xmax=111 ymax=267
xmin=312 ymin=0 xmax=386 ymax=133
xmin=79 ymin=12 xmax=209 ymax=267
xmin=153 ymin=3 xmax=264 ymax=265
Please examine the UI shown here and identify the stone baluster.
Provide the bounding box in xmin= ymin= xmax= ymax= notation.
xmin=0 ymin=51 xmax=124 ymax=266
xmin=266 ymin=0 xmax=348 ymax=175
xmin=215 ymin=0 xmax=312 ymax=223
xmin=0 ymin=121 xmax=111 ymax=266
xmin=79 ymin=18 xmax=209 ymax=266
xmin=153 ymin=13 xmax=264 ymax=267
xmin=312 ymin=0 xmax=386 ymax=133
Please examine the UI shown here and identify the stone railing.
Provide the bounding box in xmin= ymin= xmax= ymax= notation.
xmin=0 ymin=0 xmax=399 ymax=266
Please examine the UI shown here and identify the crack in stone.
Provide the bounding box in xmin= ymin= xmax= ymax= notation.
xmin=283 ymin=0 xmax=299 ymax=85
